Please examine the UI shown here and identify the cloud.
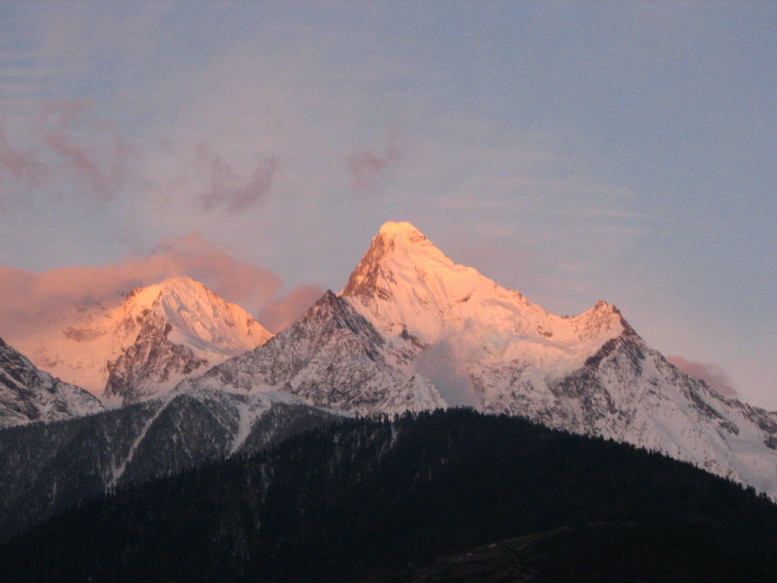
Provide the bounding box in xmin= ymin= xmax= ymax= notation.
xmin=0 ymin=100 xmax=141 ymax=202
xmin=41 ymin=100 xmax=139 ymax=200
xmin=195 ymin=142 xmax=278 ymax=211
xmin=666 ymin=356 xmax=739 ymax=398
xmin=143 ymin=232 xmax=283 ymax=311
xmin=410 ymin=321 xmax=485 ymax=408
xmin=38 ymin=99 xmax=140 ymax=200
xmin=345 ymin=127 xmax=404 ymax=195
xmin=257 ymin=285 xmax=326 ymax=333
xmin=2 ymin=101 xmax=282 ymax=212
xmin=0 ymin=126 xmax=49 ymax=196
xmin=0 ymin=233 xmax=322 ymax=351
xmin=412 ymin=338 xmax=480 ymax=408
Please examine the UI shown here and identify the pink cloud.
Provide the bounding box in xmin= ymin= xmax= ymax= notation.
xmin=142 ymin=232 xmax=283 ymax=311
xmin=257 ymin=285 xmax=326 ymax=333
xmin=667 ymin=356 xmax=739 ymax=398
xmin=4 ymin=102 xmax=283 ymax=211
xmin=345 ymin=127 xmax=404 ymax=195
xmin=0 ymin=233 xmax=323 ymax=350
xmin=195 ymin=142 xmax=277 ymax=211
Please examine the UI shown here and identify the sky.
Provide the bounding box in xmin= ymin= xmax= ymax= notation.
xmin=1 ymin=1 xmax=776 ymax=407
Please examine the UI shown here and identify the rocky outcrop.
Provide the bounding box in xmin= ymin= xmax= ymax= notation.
xmin=0 ymin=337 xmax=102 ymax=428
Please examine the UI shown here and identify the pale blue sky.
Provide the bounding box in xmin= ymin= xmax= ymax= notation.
xmin=1 ymin=2 xmax=776 ymax=406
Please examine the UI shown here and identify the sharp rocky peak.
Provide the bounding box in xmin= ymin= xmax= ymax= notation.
xmin=296 ymin=290 xmax=382 ymax=342
xmin=341 ymin=221 xmax=461 ymax=299
xmin=301 ymin=290 xmax=348 ymax=325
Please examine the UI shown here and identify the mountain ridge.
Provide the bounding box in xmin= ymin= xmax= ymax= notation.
xmin=5 ymin=221 xmax=777 ymax=498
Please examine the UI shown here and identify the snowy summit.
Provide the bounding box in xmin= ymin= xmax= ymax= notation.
xmin=22 ymin=276 xmax=271 ymax=404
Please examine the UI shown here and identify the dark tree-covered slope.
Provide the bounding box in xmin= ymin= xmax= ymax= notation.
xmin=2 ymin=409 xmax=777 ymax=582
xmin=0 ymin=390 xmax=340 ymax=543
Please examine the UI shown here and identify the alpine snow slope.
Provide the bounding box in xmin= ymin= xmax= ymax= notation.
xmin=18 ymin=277 xmax=272 ymax=405
xmin=0 ymin=337 xmax=102 ymax=428
xmin=183 ymin=221 xmax=777 ymax=497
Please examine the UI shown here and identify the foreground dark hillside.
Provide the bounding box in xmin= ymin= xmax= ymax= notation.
xmin=2 ymin=409 xmax=777 ymax=582
xmin=0 ymin=394 xmax=339 ymax=543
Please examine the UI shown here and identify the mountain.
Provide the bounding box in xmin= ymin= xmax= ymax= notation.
xmin=341 ymin=222 xmax=777 ymax=496
xmin=20 ymin=276 xmax=271 ymax=404
xmin=3 ymin=410 xmax=777 ymax=582
xmin=0 ymin=386 xmax=340 ymax=542
xmin=0 ymin=337 xmax=102 ymax=428
xmin=177 ymin=290 xmax=445 ymax=415
xmin=183 ymin=221 xmax=777 ymax=498
xmin=341 ymin=221 xmax=628 ymax=399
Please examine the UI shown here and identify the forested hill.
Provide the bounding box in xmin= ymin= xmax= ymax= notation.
xmin=3 ymin=409 xmax=777 ymax=582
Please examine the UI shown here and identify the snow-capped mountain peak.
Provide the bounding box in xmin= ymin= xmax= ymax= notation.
xmin=342 ymin=220 xmax=464 ymax=301
xmin=21 ymin=276 xmax=272 ymax=404
xmin=341 ymin=222 xmax=626 ymax=374
xmin=335 ymin=222 xmax=777 ymax=497
xmin=134 ymin=276 xmax=270 ymax=354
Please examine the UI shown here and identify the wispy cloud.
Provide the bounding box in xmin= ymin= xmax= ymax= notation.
xmin=666 ymin=356 xmax=739 ymax=398
xmin=412 ymin=337 xmax=480 ymax=408
xmin=345 ymin=127 xmax=404 ymax=195
xmin=38 ymin=100 xmax=140 ymax=200
xmin=0 ymin=125 xmax=49 ymax=199
xmin=0 ymin=100 xmax=140 ymax=201
xmin=195 ymin=142 xmax=278 ymax=211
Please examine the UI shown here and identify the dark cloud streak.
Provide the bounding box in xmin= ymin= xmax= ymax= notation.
xmin=39 ymin=100 xmax=140 ymax=200
xmin=0 ymin=126 xmax=49 ymax=194
xmin=196 ymin=142 xmax=277 ymax=211
xmin=345 ymin=127 xmax=404 ymax=195
xmin=0 ymin=100 xmax=140 ymax=201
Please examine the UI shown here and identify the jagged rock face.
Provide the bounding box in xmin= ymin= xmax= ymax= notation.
xmin=180 ymin=291 xmax=446 ymax=415
xmin=105 ymin=308 xmax=208 ymax=404
xmin=0 ymin=387 xmax=341 ymax=542
xmin=0 ymin=337 xmax=102 ymax=428
xmin=19 ymin=276 xmax=272 ymax=404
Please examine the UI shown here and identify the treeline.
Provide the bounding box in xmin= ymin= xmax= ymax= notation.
xmin=2 ymin=409 xmax=777 ymax=582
